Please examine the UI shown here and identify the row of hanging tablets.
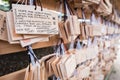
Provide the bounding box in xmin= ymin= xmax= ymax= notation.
xmin=0 ymin=0 xmax=120 ymax=47
xmin=24 ymin=34 xmax=119 ymax=80
xmin=0 ymin=0 xmax=59 ymax=47
xmin=0 ymin=0 xmax=119 ymax=79
xmin=59 ymin=2 xmax=120 ymax=42
xmin=59 ymin=0 xmax=120 ymax=42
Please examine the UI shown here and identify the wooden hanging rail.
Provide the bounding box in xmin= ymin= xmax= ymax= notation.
xmin=0 ymin=36 xmax=59 ymax=55
xmin=0 ymin=69 xmax=25 ymax=80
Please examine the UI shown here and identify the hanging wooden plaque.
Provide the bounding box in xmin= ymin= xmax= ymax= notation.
xmin=12 ymin=4 xmax=59 ymax=34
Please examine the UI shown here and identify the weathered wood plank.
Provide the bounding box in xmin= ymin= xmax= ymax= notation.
xmin=0 ymin=69 xmax=25 ymax=80
xmin=0 ymin=36 xmax=59 ymax=55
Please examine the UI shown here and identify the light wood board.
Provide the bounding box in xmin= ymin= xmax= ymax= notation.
xmin=0 ymin=69 xmax=25 ymax=80
xmin=0 ymin=35 xmax=59 ymax=55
